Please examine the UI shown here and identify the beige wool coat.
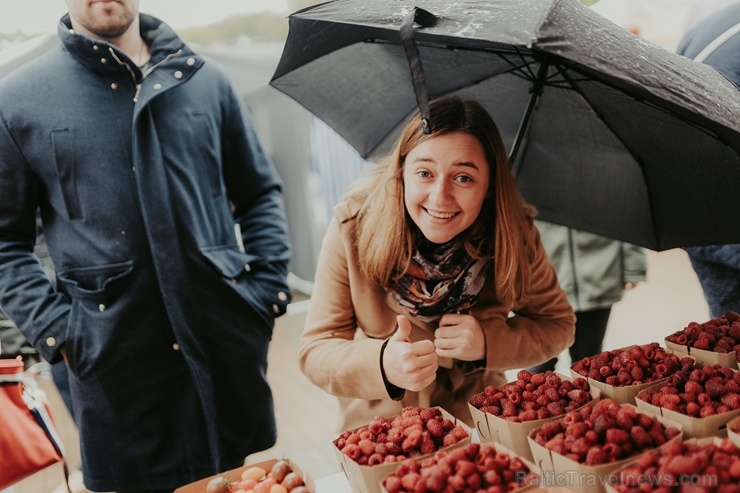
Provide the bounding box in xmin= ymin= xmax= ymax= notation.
xmin=299 ymin=200 xmax=576 ymax=431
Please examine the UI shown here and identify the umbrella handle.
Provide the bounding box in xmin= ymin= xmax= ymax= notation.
xmin=400 ymin=7 xmax=437 ymax=135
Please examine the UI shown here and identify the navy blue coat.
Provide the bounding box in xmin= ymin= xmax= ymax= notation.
xmin=677 ymin=2 xmax=740 ymax=318
xmin=0 ymin=15 xmax=292 ymax=492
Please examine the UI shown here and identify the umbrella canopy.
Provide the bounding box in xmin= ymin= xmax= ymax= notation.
xmin=270 ymin=0 xmax=740 ymax=251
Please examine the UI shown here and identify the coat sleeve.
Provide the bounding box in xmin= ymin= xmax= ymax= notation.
xmin=477 ymin=226 xmax=576 ymax=370
xmin=220 ymin=82 xmax=292 ymax=302
xmin=298 ymin=215 xmax=392 ymax=401
xmin=621 ymin=242 xmax=647 ymax=283
xmin=0 ymin=114 xmax=70 ymax=363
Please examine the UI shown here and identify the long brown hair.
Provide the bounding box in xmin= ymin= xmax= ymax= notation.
xmin=345 ymin=96 xmax=536 ymax=307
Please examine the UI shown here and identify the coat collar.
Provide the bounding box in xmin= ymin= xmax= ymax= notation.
xmin=57 ymin=13 xmax=199 ymax=79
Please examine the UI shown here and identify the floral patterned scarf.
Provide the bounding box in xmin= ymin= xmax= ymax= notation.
xmin=385 ymin=239 xmax=492 ymax=323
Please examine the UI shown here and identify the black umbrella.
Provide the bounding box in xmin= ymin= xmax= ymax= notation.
xmin=270 ymin=0 xmax=740 ymax=251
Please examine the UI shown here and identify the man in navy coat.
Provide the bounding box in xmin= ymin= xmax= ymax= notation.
xmin=0 ymin=1 xmax=292 ymax=491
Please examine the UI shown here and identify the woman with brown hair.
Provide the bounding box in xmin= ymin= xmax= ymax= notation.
xmin=299 ymin=96 xmax=575 ymax=430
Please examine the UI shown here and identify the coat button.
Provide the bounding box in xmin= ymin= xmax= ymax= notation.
xmin=98 ymin=304 xmax=106 ymax=311
xmin=187 ymin=58 xmax=195 ymax=66
xmin=272 ymin=304 xmax=280 ymax=314
xmin=172 ymin=343 xmax=181 ymax=351
xmin=153 ymin=83 xmax=162 ymax=90
xmin=174 ymin=71 xmax=183 ymax=79
xmin=111 ymin=82 xmax=118 ymax=90
xmin=46 ymin=337 xmax=56 ymax=347
xmin=93 ymin=45 xmax=99 ymax=51
xmin=277 ymin=291 xmax=288 ymax=302
xmin=100 ymin=58 xmax=107 ymax=64
xmin=244 ymin=264 xmax=251 ymax=273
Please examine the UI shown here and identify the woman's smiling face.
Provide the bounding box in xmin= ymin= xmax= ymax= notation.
xmin=403 ymin=131 xmax=490 ymax=245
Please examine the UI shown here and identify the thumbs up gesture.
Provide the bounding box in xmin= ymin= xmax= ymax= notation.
xmin=382 ymin=315 xmax=438 ymax=391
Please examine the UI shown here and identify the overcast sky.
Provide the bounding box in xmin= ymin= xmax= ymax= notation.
xmin=0 ymin=0 xmax=291 ymax=34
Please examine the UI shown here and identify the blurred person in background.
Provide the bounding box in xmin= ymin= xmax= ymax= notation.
xmin=677 ymin=1 xmax=740 ymax=318
xmin=528 ymin=222 xmax=647 ymax=373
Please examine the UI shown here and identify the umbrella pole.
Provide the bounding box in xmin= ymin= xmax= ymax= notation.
xmin=400 ymin=8 xmax=437 ymax=134
xmin=509 ymin=62 xmax=549 ymax=176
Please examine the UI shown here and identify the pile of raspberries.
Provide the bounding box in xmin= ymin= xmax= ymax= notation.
xmin=571 ymin=342 xmax=693 ymax=387
xmin=468 ymin=370 xmax=592 ymax=422
xmin=531 ymin=398 xmax=681 ymax=466
xmin=334 ymin=406 xmax=469 ymax=466
xmin=666 ymin=311 xmax=740 ymax=360
xmin=382 ymin=443 xmax=537 ymax=493
xmin=637 ymin=363 xmax=740 ymax=417
xmin=611 ymin=438 xmax=740 ymax=491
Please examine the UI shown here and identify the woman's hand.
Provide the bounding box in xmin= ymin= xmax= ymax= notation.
xmin=382 ymin=315 xmax=438 ymax=391
xmin=435 ymin=313 xmax=485 ymax=362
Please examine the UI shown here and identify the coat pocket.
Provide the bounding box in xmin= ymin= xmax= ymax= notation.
xmin=57 ymin=261 xmax=134 ymax=297
xmin=200 ymin=245 xmax=290 ymax=326
xmin=56 ymin=261 xmax=134 ymax=378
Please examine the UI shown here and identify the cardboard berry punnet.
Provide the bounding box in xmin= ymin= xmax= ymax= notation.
xmin=664 ymin=337 xmax=739 ymax=370
xmin=527 ymin=402 xmax=683 ymax=493
xmin=664 ymin=312 xmax=740 ymax=370
xmin=634 ymin=365 xmax=740 ymax=439
xmin=469 ymin=372 xmax=600 ymax=462
xmin=379 ymin=441 xmax=541 ymax=493
xmin=331 ymin=406 xmax=471 ymax=493
xmin=173 ymin=457 xmax=315 ymax=493
xmin=570 ymin=344 xmax=693 ymax=406
xmin=604 ymin=436 xmax=740 ymax=493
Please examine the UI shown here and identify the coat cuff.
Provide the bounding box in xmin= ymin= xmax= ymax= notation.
xmin=379 ymin=338 xmax=405 ymax=400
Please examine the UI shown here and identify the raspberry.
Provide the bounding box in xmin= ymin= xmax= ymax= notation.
xmin=665 ymin=455 xmax=703 ymax=476
xmin=455 ymin=459 xmax=477 ymax=478
xmin=729 ymin=323 xmax=740 ymax=340
xmin=545 ymin=387 xmax=560 ymax=402
xmin=358 ymin=439 xmax=376 ymax=456
xmin=685 ymin=402 xmax=701 ymax=417
xmin=547 ymin=401 xmax=565 ymax=416
xmin=706 ymin=380 xmax=727 ymax=399
xmin=518 ymin=410 xmax=537 ymax=422
xmin=536 ymin=407 xmax=551 ymax=420
xmin=469 ymin=393 xmax=486 ymax=408
xmin=426 ymin=419 xmax=445 ymax=438
xmin=384 ymin=475 xmax=403 ymax=493
xmin=592 ymin=414 xmax=615 ymax=436
xmin=585 ymin=446 xmax=609 ymax=466
xmin=530 ymin=373 xmax=546 ymax=386
xmin=517 ymin=370 xmax=533 ymax=382
xmin=605 ymin=428 xmax=630 ymax=445
xmin=401 ymin=472 xmax=421 ymax=491
xmin=685 ymin=380 xmax=704 ymax=395
xmin=419 ymin=431 xmax=436 ymax=455
xmin=694 ymin=338 xmax=711 ymax=350
xmin=720 ymin=393 xmax=740 ymax=410
xmin=481 ymin=405 xmax=501 ymax=416
xmin=342 ymin=443 xmax=361 ymax=460
xmin=538 ymin=421 xmax=563 ymax=441
xmin=629 ymin=426 xmax=653 ymax=449
xmin=567 ymin=389 xmax=590 ymax=405
xmin=629 ymin=366 xmax=645 ymax=382
xmin=502 ymin=401 xmax=517 ymax=417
